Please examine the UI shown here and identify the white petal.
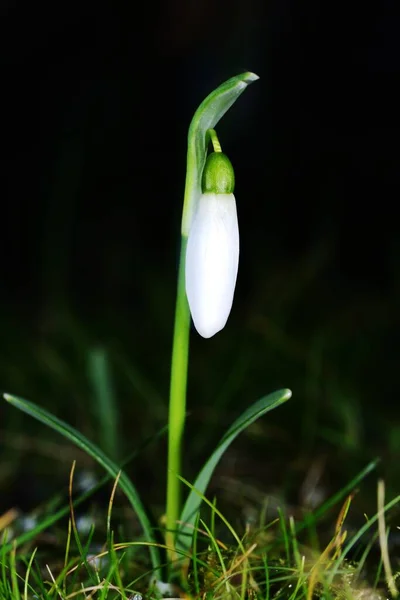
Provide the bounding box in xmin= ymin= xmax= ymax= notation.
xmin=185 ymin=193 xmax=239 ymax=338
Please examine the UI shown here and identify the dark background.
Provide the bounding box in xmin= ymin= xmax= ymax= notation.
xmin=1 ymin=1 xmax=399 ymax=517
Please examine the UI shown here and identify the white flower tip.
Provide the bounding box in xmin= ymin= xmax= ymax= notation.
xmin=192 ymin=312 xmax=229 ymax=339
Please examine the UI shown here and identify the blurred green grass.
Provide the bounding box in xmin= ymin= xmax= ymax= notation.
xmin=1 ymin=233 xmax=398 ymax=523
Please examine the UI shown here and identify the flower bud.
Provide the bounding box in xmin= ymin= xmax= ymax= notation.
xmin=185 ymin=152 xmax=239 ymax=338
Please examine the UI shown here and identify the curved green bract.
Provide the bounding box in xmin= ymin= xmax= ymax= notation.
xmin=181 ymin=72 xmax=259 ymax=236
xmin=3 ymin=392 xmax=162 ymax=580
xmin=176 ymin=388 xmax=292 ymax=557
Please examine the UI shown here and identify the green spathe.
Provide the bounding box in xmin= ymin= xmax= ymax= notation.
xmin=202 ymin=152 xmax=235 ymax=194
xmin=181 ymin=71 xmax=259 ymax=236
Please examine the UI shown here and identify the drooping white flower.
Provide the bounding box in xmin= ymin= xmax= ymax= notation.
xmin=185 ymin=152 xmax=239 ymax=338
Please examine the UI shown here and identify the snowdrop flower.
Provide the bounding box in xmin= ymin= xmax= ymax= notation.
xmin=185 ymin=151 xmax=239 ymax=338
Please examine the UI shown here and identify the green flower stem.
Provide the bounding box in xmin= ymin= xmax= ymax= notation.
xmin=207 ymin=128 xmax=222 ymax=153
xmin=166 ymin=234 xmax=190 ymax=560
xmin=166 ymin=72 xmax=259 ymax=564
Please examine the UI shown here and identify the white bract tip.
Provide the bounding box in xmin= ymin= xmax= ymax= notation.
xmin=185 ymin=192 xmax=239 ymax=338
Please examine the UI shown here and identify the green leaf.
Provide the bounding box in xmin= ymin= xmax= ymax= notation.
xmin=176 ymin=388 xmax=292 ymax=555
xmin=3 ymin=393 xmax=162 ymax=580
xmin=181 ymin=72 xmax=259 ymax=236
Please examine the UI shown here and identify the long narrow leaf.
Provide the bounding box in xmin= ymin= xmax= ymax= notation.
xmin=3 ymin=392 xmax=162 ymax=579
xmin=176 ymin=388 xmax=291 ymax=555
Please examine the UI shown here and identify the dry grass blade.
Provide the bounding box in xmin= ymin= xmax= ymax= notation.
xmin=307 ymin=493 xmax=354 ymax=600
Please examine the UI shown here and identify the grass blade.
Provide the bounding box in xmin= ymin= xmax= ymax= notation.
xmin=1 ymin=424 xmax=168 ymax=556
xmin=3 ymin=392 xmax=162 ymax=579
xmin=87 ymin=347 xmax=119 ymax=460
xmin=327 ymin=492 xmax=400 ymax=584
xmin=290 ymin=458 xmax=379 ymax=540
xmin=176 ymin=388 xmax=292 ymax=555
